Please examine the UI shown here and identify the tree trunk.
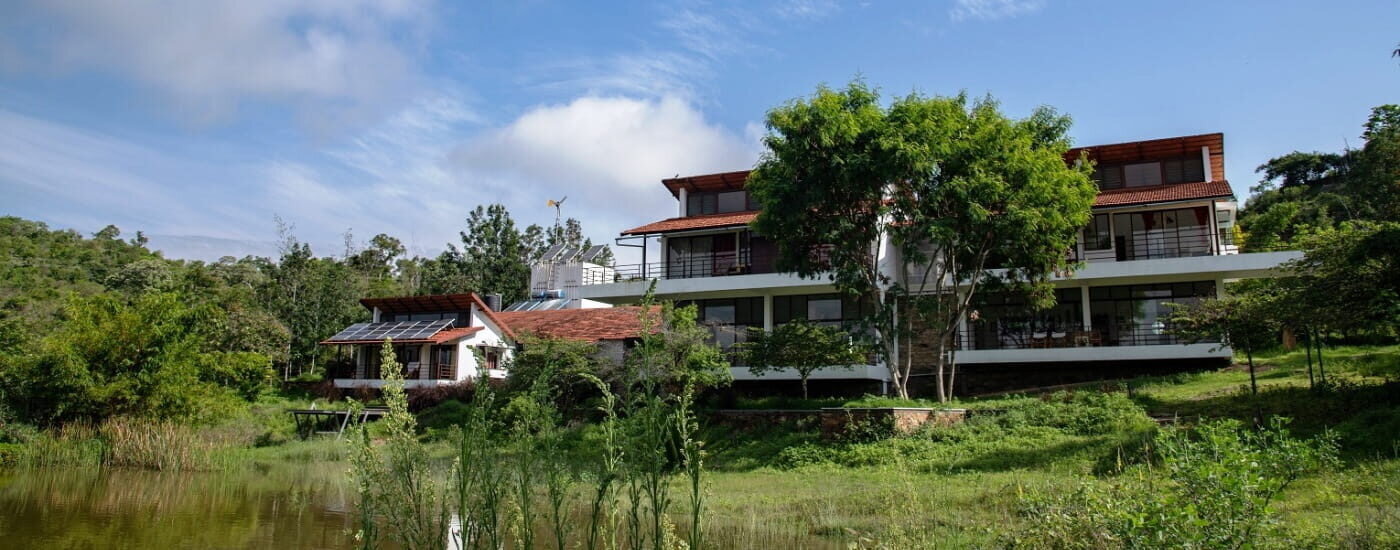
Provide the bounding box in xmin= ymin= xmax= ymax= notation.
xmin=801 ymin=376 xmax=809 ymax=400
xmin=1246 ymin=349 xmax=1258 ymax=396
xmin=1304 ymin=331 xmax=1316 ymax=389
xmin=1315 ymin=329 xmax=1326 ymax=384
xmin=934 ymin=341 xmax=947 ymax=403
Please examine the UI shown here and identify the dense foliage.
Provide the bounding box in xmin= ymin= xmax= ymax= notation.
xmin=747 ymin=81 xmax=1096 ymax=400
xmin=0 ymin=206 xmax=611 ymax=426
xmin=1240 ymin=105 xmax=1400 ymax=249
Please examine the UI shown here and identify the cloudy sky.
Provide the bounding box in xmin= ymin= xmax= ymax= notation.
xmin=1 ymin=1 xmax=1396 ymax=262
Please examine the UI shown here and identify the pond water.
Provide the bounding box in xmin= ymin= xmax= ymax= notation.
xmin=0 ymin=466 xmax=362 ymax=549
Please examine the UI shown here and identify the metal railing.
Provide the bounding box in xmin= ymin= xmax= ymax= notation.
xmin=1111 ymin=226 xmax=1222 ymax=261
xmin=958 ymin=321 xmax=1215 ymax=351
xmin=582 ymin=248 xmax=838 ymax=283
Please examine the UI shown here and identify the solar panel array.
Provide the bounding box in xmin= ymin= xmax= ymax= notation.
xmin=326 ymin=319 xmax=453 ymax=342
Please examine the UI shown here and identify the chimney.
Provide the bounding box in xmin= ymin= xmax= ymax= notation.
xmin=483 ymin=294 xmax=502 ymax=312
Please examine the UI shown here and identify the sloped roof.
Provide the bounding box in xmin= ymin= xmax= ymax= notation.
xmin=1094 ymin=180 xmax=1234 ymax=208
xmin=495 ymin=307 xmax=660 ymax=342
xmin=621 ymin=211 xmax=759 ymax=235
xmin=358 ymin=293 xmax=516 ymax=340
xmin=320 ymin=326 xmax=482 ymax=345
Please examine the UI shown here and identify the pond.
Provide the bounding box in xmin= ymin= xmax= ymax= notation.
xmin=0 ymin=466 xmax=361 ymax=549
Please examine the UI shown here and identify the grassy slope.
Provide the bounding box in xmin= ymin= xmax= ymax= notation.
xmin=695 ymin=345 xmax=1400 ymax=548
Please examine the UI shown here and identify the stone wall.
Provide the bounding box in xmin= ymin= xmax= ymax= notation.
xmin=818 ymin=407 xmax=967 ymax=439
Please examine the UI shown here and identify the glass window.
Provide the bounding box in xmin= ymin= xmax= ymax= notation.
xmin=718 ymin=191 xmax=747 ymax=213
xmin=686 ymin=193 xmax=719 ymax=216
xmin=1094 ymin=164 xmax=1123 ymax=190
xmin=1084 ymin=214 xmax=1112 ymax=251
xmin=807 ymin=296 xmax=843 ymax=324
xmin=1123 ymin=163 xmax=1163 ymax=188
xmin=1088 ymin=281 xmax=1215 ymax=346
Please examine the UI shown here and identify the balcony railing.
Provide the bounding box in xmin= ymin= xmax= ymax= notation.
xmin=338 ymin=362 xmax=458 ymax=380
xmin=958 ymin=321 xmax=1212 ymax=351
xmin=583 ymin=249 xmax=837 ymax=283
xmin=1111 ymin=226 xmax=1221 ymax=261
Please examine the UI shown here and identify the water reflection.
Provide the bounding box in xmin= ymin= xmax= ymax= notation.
xmin=0 ymin=466 xmax=362 ymax=550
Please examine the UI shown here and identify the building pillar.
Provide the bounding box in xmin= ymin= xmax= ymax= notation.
xmin=1080 ymin=286 xmax=1092 ymax=329
xmin=762 ymin=294 xmax=774 ymax=331
xmin=1202 ymin=146 xmax=1213 ymax=182
xmin=1216 ymin=278 xmax=1227 ymax=299
xmin=677 ymin=188 xmax=688 ymax=217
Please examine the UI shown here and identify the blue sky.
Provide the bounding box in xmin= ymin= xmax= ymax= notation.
xmin=1 ymin=0 xmax=1396 ymax=262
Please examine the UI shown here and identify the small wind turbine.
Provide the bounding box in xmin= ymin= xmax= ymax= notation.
xmin=546 ymin=196 xmax=568 ymax=226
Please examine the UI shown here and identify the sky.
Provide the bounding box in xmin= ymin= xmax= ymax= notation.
xmin=1 ymin=0 xmax=1397 ymax=263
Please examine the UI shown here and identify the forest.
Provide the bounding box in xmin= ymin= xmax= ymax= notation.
xmin=0 ymin=204 xmax=609 ymax=426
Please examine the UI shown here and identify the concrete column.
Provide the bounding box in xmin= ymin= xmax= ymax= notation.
xmin=1080 ymin=286 xmax=1092 ymax=328
xmin=1216 ymin=278 xmax=1227 ymax=299
xmin=678 ymin=188 xmax=688 ymax=217
xmin=1202 ymin=146 xmax=1213 ymax=182
xmin=762 ymin=294 xmax=774 ymax=331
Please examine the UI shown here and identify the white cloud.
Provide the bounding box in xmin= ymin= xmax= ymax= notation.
xmin=0 ymin=108 xmax=269 ymax=239
xmin=0 ymin=91 xmax=759 ymax=264
xmin=451 ymin=95 xmax=760 ymax=259
xmin=12 ymin=0 xmax=432 ymax=123
xmin=774 ymin=0 xmax=841 ymax=20
xmin=950 ymin=0 xmax=1045 ymax=21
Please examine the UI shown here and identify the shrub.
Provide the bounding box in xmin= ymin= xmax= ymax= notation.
xmin=1008 ymin=417 xmax=1340 ymax=549
xmin=404 ymin=380 xmax=481 ymax=411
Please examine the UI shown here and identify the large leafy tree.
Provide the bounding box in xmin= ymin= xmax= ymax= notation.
xmin=747 ymin=82 xmax=1095 ymax=400
xmin=1240 ymin=105 xmax=1400 ymax=248
xmin=741 ymin=319 xmax=865 ymax=399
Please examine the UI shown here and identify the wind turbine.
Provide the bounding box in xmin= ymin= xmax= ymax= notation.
xmin=546 ymin=196 xmax=568 ymax=227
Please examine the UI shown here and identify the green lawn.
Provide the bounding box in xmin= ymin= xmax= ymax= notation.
xmin=691 ymin=344 xmax=1400 ymax=548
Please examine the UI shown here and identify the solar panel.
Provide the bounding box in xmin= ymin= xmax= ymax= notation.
xmin=580 ymin=244 xmax=607 ymax=263
xmin=540 ymin=243 xmax=567 ymax=262
xmin=326 ymin=319 xmax=453 ymax=342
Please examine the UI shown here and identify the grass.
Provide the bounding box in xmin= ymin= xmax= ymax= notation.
xmin=4 ymin=345 xmax=1398 ymax=548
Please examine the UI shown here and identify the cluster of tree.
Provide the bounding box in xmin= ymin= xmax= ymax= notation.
xmin=1170 ymin=106 xmax=1400 ymax=389
xmin=0 ymin=205 xmax=612 ymax=425
xmin=746 ymin=81 xmax=1097 ymax=400
xmin=1239 ymin=105 xmax=1400 ymax=249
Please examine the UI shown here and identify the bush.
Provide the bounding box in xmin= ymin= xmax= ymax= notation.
xmin=1008 ymin=417 xmax=1340 ymax=549
xmin=406 ymin=380 xmax=480 ymax=412
xmin=415 ymin=399 xmax=473 ymax=434
xmin=771 ymin=391 xmax=1156 ymax=472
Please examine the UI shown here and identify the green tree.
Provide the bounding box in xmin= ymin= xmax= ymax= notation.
xmin=747 ymin=81 xmax=1095 ymax=400
xmin=741 ymin=319 xmax=866 ymax=399
xmin=1168 ymin=295 xmax=1279 ymax=396
xmin=625 ymin=292 xmax=731 ymax=394
xmin=1240 ymin=105 xmax=1400 ymax=248
xmin=2 ymin=292 xmax=273 ymax=424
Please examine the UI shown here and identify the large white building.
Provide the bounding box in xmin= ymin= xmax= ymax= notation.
xmin=573 ymin=133 xmax=1301 ymax=395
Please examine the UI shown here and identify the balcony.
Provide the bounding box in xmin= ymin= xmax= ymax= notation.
xmin=583 ymin=248 xmax=842 ymax=284
xmin=958 ymin=321 xmax=1210 ymax=351
xmin=1075 ymin=225 xmax=1231 ymax=264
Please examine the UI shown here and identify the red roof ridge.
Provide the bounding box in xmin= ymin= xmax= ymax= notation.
xmin=621 ymin=210 xmax=759 ymax=235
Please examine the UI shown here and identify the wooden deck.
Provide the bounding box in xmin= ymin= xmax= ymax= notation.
xmin=290 ymin=408 xmax=389 ymax=439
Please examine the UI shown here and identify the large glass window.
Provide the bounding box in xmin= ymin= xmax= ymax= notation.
xmin=1089 ymin=281 xmax=1215 ymax=346
xmin=679 ymin=297 xmax=764 ymax=365
xmin=686 ymin=190 xmax=757 ymax=216
xmin=772 ymin=293 xmax=874 ymax=329
xmin=1084 ymin=214 xmax=1112 ymax=251
xmin=966 ymin=288 xmax=1082 ymax=350
xmin=1113 ymin=207 xmax=1213 ymax=260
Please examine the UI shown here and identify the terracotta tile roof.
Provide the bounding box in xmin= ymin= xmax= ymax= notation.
xmin=429 ymin=327 xmax=483 ymax=344
xmin=1094 ymin=180 xmax=1234 ymax=208
xmin=495 ymin=307 xmax=661 ymax=342
xmin=621 ymin=211 xmax=759 ymax=235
